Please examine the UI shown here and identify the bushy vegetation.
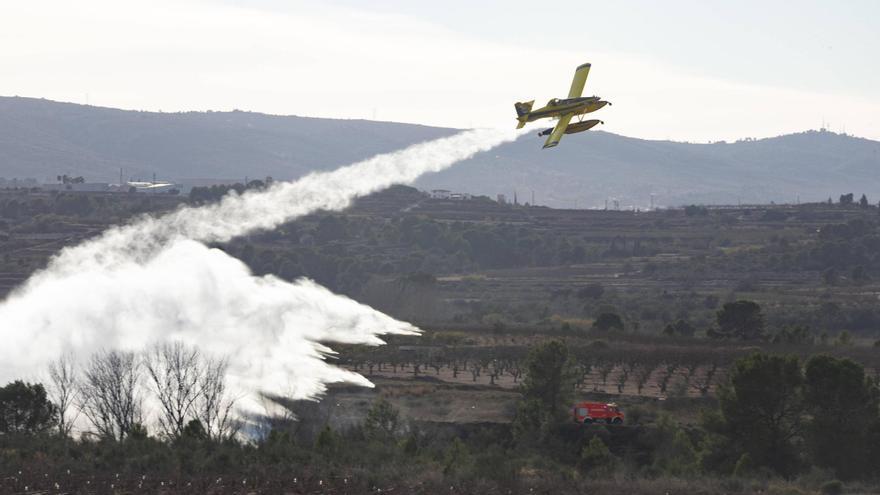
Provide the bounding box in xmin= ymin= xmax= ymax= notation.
xmin=2 ymin=344 xmax=878 ymax=493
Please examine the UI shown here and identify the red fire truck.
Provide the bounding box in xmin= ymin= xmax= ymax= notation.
xmin=573 ymin=401 xmax=625 ymax=424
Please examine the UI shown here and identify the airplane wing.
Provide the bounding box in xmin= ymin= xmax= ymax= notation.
xmin=567 ymin=63 xmax=591 ymax=98
xmin=543 ymin=113 xmax=573 ymax=149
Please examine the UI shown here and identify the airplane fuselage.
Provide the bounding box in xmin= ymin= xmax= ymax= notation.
xmin=513 ymin=61 xmax=608 ymax=147
xmin=523 ymin=96 xmax=608 ymax=123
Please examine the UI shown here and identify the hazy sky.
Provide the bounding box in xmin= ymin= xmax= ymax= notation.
xmin=2 ymin=0 xmax=879 ymax=141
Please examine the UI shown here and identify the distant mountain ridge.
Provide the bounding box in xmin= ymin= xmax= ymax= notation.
xmin=0 ymin=96 xmax=456 ymax=184
xmin=421 ymin=127 xmax=880 ymax=208
xmin=2 ymin=96 xmax=878 ymax=208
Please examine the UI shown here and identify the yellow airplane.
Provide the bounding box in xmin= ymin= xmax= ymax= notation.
xmin=514 ymin=62 xmax=611 ymax=148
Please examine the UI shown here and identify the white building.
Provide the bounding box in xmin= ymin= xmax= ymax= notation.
xmin=125 ymin=181 xmax=177 ymax=194
xmin=430 ymin=189 xmax=451 ymax=199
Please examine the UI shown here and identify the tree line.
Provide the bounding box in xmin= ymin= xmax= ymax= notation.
xmin=516 ymin=341 xmax=880 ymax=482
xmin=1 ymin=343 xmax=236 ymax=442
xmin=2 ymin=341 xmax=880 ymax=492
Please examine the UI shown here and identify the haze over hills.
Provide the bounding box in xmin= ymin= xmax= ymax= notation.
xmin=421 ymin=128 xmax=880 ymax=208
xmin=2 ymin=96 xmax=878 ymax=208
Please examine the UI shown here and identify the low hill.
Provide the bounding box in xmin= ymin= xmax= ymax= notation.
xmin=0 ymin=96 xmax=455 ymax=184
xmin=2 ymin=96 xmax=878 ymax=207
xmin=423 ymin=128 xmax=880 ymax=208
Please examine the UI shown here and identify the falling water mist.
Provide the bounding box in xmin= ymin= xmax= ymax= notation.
xmin=0 ymin=128 xmax=521 ymax=414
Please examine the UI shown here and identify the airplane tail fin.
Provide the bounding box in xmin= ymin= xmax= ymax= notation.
xmin=514 ymin=100 xmax=534 ymax=128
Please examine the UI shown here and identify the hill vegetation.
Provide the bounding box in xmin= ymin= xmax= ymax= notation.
xmin=3 ymin=96 xmax=879 ymax=207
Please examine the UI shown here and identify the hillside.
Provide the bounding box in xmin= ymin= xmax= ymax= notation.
xmin=2 ymin=96 xmax=879 ymax=207
xmin=421 ymin=129 xmax=880 ymax=208
xmin=0 ymin=96 xmax=455 ymax=183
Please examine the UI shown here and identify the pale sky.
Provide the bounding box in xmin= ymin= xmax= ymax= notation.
xmin=2 ymin=0 xmax=879 ymax=141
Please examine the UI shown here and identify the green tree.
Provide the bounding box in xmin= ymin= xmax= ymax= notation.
xmin=314 ymin=425 xmax=340 ymax=455
xmin=713 ymin=353 xmax=804 ymax=477
xmin=803 ymin=355 xmax=880 ymax=479
xmin=858 ymin=194 xmax=869 ymax=208
xmin=771 ymin=325 xmax=813 ymax=345
xmin=514 ymin=341 xmax=576 ymax=441
xmin=579 ymin=436 xmax=618 ymax=476
xmin=835 ymin=330 xmax=853 ymax=346
xmin=711 ymin=300 xmax=765 ymax=340
xmin=443 ymin=437 xmax=473 ymax=476
xmin=663 ymin=319 xmax=696 ymax=338
xmin=181 ymin=419 xmax=208 ymax=441
xmin=651 ymin=413 xmax=698 ymax=475
xmin=511 ymin=397 xmax=545 ymax=439
xmin=592 ymin=313 xmax=624 ymax=332
xmin=0 ymin=381 xmax=57 ymax=434
xmin=519 ymin=341 xmax=576 ymax=422
xmin=821 ymin=480 xmax=844 ymax=495
xmin=363 ymin=398 xmax=400 ymax=440
xmin=733 ymin=453 xmax=754 ymax=477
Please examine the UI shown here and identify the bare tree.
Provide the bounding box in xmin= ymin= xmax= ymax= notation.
xmin=78 ymin=350 xmax=143 ymax=441
xmin=143 ymin=343 xmax=238 ymax=441
xmin=616 ymin=363 xmax=633 ymax=394
xmin=634 ymin=362 xmax=657 ymax=396
xmin=196 ymin=356 xmax=238 ymax=441
xmin=691 ymin=362 xmax=721 ymax=397
xmin=574 ymin=362 xmax=592 ymax=389
xmin=470 ymin=364 xmax=481 ymax=382
xmin=47 ymin=352 xmax=80 ymax=437
xmin=597 ymin=362 xmax=615 ymax=391
xmin=657 ymin=362 xmax=679 ymax=395
xmin=144 ymin=342 xmax=203 ymax=439
xmin=508 ymin=365 xmax=522 ymax=383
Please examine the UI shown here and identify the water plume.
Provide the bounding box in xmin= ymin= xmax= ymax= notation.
xmin=0 ymin=128 xmax=521 ymax=409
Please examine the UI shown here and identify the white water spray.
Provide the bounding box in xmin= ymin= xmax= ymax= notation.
xmin=0 ymin=128 xmax=520 ymax=410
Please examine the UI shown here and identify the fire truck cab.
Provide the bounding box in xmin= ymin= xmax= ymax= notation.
xmin=573 ymin=401 xmax=624 ymax=424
